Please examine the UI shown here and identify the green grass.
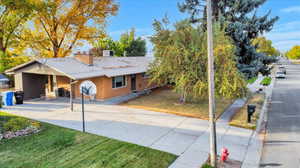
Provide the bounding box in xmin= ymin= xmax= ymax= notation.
xmin=247 ymin=77 xmax=258 ymax=84
xmin=229 ymin=94 xmax=265 ymax=130
xmin=122 ymin=88 xmax=233 ymax=120
xmin=0 ymin=112 xmax=177 ymax=168
xmin=202 ymin=164 xmax=214 ymax=168
xmin=260 ymin=77 xmax=272 ymax=86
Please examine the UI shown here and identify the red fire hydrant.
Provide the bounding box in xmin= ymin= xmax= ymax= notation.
xmin=221 ymin=147 xmax=229 ymax=162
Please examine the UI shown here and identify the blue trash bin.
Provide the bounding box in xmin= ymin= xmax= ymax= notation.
xmin=3 ymin=91 xmax=14 ymax=106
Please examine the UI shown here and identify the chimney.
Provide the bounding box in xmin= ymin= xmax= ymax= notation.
xmin=103 ymin=50 xmax=114 ymax=57
xmin=74 ymin=51 xmax=93 ymax=66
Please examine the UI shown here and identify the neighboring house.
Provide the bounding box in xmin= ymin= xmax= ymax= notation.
xmin=0 ymin=74 xmax=10 ymax=89
xmin=5 ymin=52 xmax=155 ymax=100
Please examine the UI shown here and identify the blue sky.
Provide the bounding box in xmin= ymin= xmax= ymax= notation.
xmin=101 ymin=0 xmax=300 ymax=53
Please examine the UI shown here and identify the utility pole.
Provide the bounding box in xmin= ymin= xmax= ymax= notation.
xmin=206 ymin=0 xmax=217 ymax=167
xmin=81 ymin=89 xmax=86 ymax=133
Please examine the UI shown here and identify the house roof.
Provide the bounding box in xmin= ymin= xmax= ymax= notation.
xmin=0 ymin=74 xmax=9 ymax=81
xmin=6 ymin=56 xmax=154 ymax=80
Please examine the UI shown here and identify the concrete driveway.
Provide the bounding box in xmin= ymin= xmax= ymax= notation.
xmin=3 ymin=99 xmax=253 ymax=168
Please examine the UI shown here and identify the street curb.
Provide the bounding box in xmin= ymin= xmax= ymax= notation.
xmin=256 ymin=67 xmax=276 ymax=134
xmin=241 ymin=73 xmax=275 ymax=168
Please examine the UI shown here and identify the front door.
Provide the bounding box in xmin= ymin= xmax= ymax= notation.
xmin=131 ymin=75 xmax=136 ymax=92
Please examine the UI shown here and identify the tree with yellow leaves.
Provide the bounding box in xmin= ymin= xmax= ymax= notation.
xmin=252 ymin=37 xmax=280 ymax=57
xmin=24 ymin=0 xmax=118 ymax=58
xmin=0 ymin=0 xmax=36 ymax=73
xmin=0 ymin=0 xmax=36 ymax=54
xmin=286 ymin=45 xmax=300 ymax=60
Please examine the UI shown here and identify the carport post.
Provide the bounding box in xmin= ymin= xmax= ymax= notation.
xmin=70 ymin=79 xmax=74 ymax=112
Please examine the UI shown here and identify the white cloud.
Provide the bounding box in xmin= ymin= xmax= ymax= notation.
xmin=266 ymin=30 xmax=300 ymax=52
xmin=281 ymin=6 xmax=300 ymax=13
xmin=272 ymin=21 xmax=300 ymax=33
xmin=264 ymin=20 xmax=300 ymax=52
xmin=273 ymin=40 xmax=300 ymax=52
xmin=266 ymin=31 xmax=300 ymax=41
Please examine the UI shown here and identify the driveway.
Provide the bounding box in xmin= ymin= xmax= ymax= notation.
xmin=260 ymin=64 xmax=300 ymax=168
xmin=3 ymin=98 xmax=253 ymax=168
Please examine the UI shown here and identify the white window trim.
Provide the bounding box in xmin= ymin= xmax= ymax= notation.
xmin=112 ymin=76 xmax=127 ymax=89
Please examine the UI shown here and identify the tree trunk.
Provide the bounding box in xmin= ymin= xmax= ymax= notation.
xmin=53 ymin=46 xmax=59 ymax=58
xmin=0 ymin=35 xmax=6 ymax=53
xmin=180 ymin=88 xmax=187 ymax=104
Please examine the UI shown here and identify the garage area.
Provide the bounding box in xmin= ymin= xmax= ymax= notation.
xmin=22 ymin=73 xmax=48 ymax=100
xmin=6 ymin=61 xmax=72 ymax=100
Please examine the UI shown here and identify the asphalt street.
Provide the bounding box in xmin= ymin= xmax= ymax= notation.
xmin=260 ymin=63 xmax=300 ymax=168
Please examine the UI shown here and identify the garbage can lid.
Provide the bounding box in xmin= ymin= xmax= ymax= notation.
xmin=247 ymin=104 xmax=256 ymax=108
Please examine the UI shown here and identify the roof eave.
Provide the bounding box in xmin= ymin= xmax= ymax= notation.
xmin=5 ymin=60 xmax=37 ymax=73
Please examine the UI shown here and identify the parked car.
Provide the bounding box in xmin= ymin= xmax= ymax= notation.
xmin=279 ymin=66 xmax=286 ymax=74
xmin=275 ymin=71 xmax=286 ymax=78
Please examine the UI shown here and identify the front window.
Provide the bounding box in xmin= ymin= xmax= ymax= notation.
xmin=141 ymin=73 xmax=150 ymax=79
xmin=112 ymin=76 xmax=126 ymax=88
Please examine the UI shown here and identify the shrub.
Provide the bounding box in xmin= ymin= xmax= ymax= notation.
xmin=31 ymin=121 xmax=41 ymax=129
xmin=202 ymin=164 xmax=214 ymax=168
xmin=247 ymin=77 xmax=258 ymax=84
xmin=260 ymin=77 xmax=272 ymax=86
xmin=3 ymin=118 xmax=30 ymax=132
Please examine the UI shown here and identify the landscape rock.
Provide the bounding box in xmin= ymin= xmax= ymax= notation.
xmin=0 ymin=126 xmax=41 ymax=141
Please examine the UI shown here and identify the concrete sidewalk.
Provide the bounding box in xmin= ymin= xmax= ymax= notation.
xmin=3 ymin=98 xmax=261 ymax=168
xmin=169 ymin=99 xmax=252 ymax=168
xmin=171 ymin=75 xmax=274 ymax=168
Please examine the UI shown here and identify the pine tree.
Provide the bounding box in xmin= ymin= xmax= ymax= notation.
xmin=179 ymin=0 xmax=279 ymax=78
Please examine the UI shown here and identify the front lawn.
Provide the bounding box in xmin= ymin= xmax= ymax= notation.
xmin=260 ymin=77 xmax=272 ymax=86
xmin=0 ymin=112 xmax=177 ymax=168
xmin=229 ymin=93 xmax=265 ymax=130
xmin=247 ymin=76 xmax=258 ymax=84
xmin=122 ymin=88 xmax=233 ymax=120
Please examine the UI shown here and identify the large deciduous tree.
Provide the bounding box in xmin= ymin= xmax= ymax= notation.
xmin=252 ymin=37 xmax=280 ymax=57
xmin=179 ymin=0 xmax=279 ymax=78
xmin=0 ymin=0 xmax=35 ymax=73
xmin=150 ymin=20 xmax=247 ymax=102
xmin=24 ymin=0 xmax=118 ymax=58
xmin=286 ymin=46 xmax=300 ymax=60
xmin=0 ymin=0 xmax=35 ymax=54
xmin=92 ymin=29 xmax=147 ymax=57
xmin=119 ymin=29 xmax=147 ymax=56
xmin=0 ymin=51 xmax=30 ymax=73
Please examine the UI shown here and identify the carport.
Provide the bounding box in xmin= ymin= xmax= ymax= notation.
xmin=5 ymin=61 xmax=74 ymax=101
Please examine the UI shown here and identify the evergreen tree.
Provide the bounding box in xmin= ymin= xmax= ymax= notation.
xmin=179 ymin=0 xmax=279 ymax=78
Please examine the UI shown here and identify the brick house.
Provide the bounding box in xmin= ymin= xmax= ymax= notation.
xmin=5 ymin=52 xmax=155 ymax=101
